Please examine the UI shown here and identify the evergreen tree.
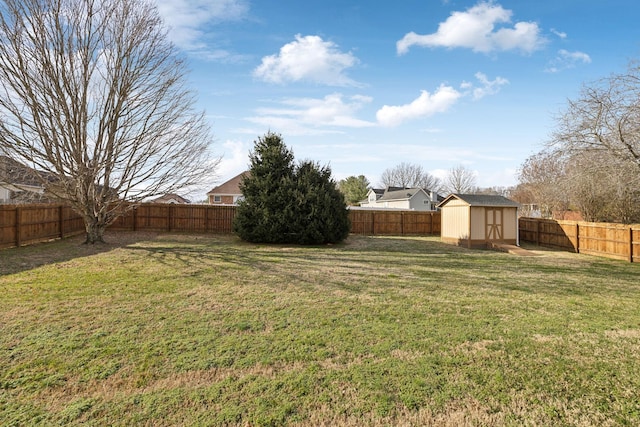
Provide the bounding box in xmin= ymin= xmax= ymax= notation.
xmin=233 ymin=132 xmax=295 ymax=243
xmin=338 ymin=175 xmax=370 ymax=205
xmin=291 ymin=161 xmax=351 ymax=244
xmin=233 ymin=132 xmax=350 ymax=244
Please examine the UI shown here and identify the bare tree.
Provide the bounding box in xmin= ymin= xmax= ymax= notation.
xmin=442 ymin=165 xmax=477 ymax=194
xmin=565 ymin=151 xmax=640 ymax=223
xmin=380 ymin=162 xmax=442 ymax=191
xmin=516 ymin=149 xmax=570 ymax=217
xmin=0 ymin=0 xmax=217 ymax=243
xmin=551 ymin=61 xmax=640 ymax=171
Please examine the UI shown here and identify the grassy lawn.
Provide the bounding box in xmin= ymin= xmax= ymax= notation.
xmin=1 ymin=232 xmax=639 ymax=426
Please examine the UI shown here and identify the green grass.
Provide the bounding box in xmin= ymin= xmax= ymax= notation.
xmin=1 ymin=232 xmax=639 ymax=426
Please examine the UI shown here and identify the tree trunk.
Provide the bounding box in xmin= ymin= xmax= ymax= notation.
xmin=84 ymin=216 xmax=107 ymax=244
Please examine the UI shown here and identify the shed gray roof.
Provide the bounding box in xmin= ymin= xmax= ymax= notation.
xmin=437 ymin=193 xmax=520 ymax=208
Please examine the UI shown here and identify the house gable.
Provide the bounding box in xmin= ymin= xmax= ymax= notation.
xmin=207 ymin=171 xmax=248 ymax=205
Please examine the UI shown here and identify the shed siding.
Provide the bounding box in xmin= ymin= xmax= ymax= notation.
xmin=505 ymin=208 xmax=518 ymax=240
xmin=441 ymin=205 xmax=469 ymax=240
xmin=470 ymin=207 xmax=486 ymax=240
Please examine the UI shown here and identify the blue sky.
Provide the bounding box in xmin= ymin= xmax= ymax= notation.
xmin=153 ymin=0 xmax=640 ymax=197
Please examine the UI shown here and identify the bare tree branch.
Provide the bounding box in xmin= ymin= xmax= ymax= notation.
xmin=443 ymin=165 xmax=477 ymax=194
xmin=380 ymin=162 xmax=442 ymax=191
xmin=0 ymin=0 xmax=218 ymax=243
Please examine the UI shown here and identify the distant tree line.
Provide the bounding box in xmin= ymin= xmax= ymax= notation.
xmin=338 ymin=163 xmax=482 ymax=206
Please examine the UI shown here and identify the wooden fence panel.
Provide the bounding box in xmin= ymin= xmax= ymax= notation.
xmin=519 ymin=217 xmax=640 ymax=262
xmin=0 ymin=203 xmax=85 ymax=249
xmin=205 ymin=205 xmax=236 ymax=233
xmin=577 ymin=222 xmax=635 ymax=261
xmin=0 ymin=205 xmax=18 ymax=249
xmin=349 ymin=210 xmax=374 ymax=235
xmin=108 ymin=204 xmax=237 ymax=234
xmin=348 ymin=210 xmax=440 ymax=236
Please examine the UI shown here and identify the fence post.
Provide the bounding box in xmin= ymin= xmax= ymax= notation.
xmin=15 ymin=206 xmax=21 ymax=247
xmin=59 ymin=205 xmax=65 ymax=238
xmin=132 ymin=207 xmax=137 ymax=231
xmin=371 ymin=211 xmax=375 ymax=235
xmin=630 ymin=227 xmax=634 ymax=263
xmin=575 ymin=223 xmax=579 ymax=253
xmin=536 ymin=219 xmax=540 ymax=246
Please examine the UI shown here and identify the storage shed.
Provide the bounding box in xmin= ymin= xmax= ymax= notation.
xmin=437 ymin=194 xmax=520 ymax=248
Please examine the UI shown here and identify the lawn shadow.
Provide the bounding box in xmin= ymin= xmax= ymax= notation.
xmin=0 ymin=231 xmax=160 ymax=276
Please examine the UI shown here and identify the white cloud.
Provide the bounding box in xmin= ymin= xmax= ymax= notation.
xmin=247 ymin=93 xmax=375 ymax=135
xmin=551 ymin=28 xmax=567 ymax=39
xmin=376 ymin=85 xmax=462 ymax=127
xmin=253 ymin=35 xmax=360 ymax=86
xmin=466 ymin=72 xmax=509 ymax=100
xmin=545 ymin=49 xmax=591 ymax=73
xmin=397 ymin=1 xmax=546 ymax=55
xmin=216 ymin=139 xmax=252 ymax=177
xmin=154 ymin=0 xmax=248 ymax=58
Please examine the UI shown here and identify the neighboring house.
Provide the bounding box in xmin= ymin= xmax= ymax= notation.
xmin=359 ymin=187 xmax=442 ymax=211
xmin=150 ymin=193 xmax=190 ymax=204
xmin=438 ymin=193 xmax=520 ymax=248
xmin=0 ymin=156 xmax=51 ymax=204
xmin=206 ymin=171 xmax=248 ymax=205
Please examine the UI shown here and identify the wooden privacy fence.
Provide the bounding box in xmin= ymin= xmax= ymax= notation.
xmin=0 ymin=204 xmax=85 ymax=249
xmin=2 ymin=204 xmax=638 ymax=263
xmin=109 ymin=203 xmax=237 ymax=233
xmin=519 ymin=217 xmax=640 ymax=263
xmin=1 ymin=204 xmax=441 ymax=249
xmin=349 ymin=210 xmax=440 ymax=236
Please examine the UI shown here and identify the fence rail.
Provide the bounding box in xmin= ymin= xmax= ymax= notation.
xmin=1 ymin=204 xmax=441 ymax=249
xmin=519 ymin=217 xmax=640 ymax=263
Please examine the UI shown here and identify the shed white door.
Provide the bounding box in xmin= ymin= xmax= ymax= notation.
xmin=486 ymin=208 xmax=503 ymax=241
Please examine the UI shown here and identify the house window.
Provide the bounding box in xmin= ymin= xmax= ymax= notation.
xmin=213 ymin=195 xmax=221 ymax=203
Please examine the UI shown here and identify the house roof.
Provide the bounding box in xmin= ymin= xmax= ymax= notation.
xmin=151 ymin=193 xmax=190 ymax=204
xmin=378 ymin=187 xmax=443 ymax=202
xmin=379 ymin=187 xmax=426 ymax=202
xmin=369 ymin=188 xmax=385 ymax=197
xmin=437 ymin=193 xmax=520 ymax=208
xmin=0 ymin=155 xmax=53 ymax=187
xmin=207 ymin=171 xmax=248 ymax=196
